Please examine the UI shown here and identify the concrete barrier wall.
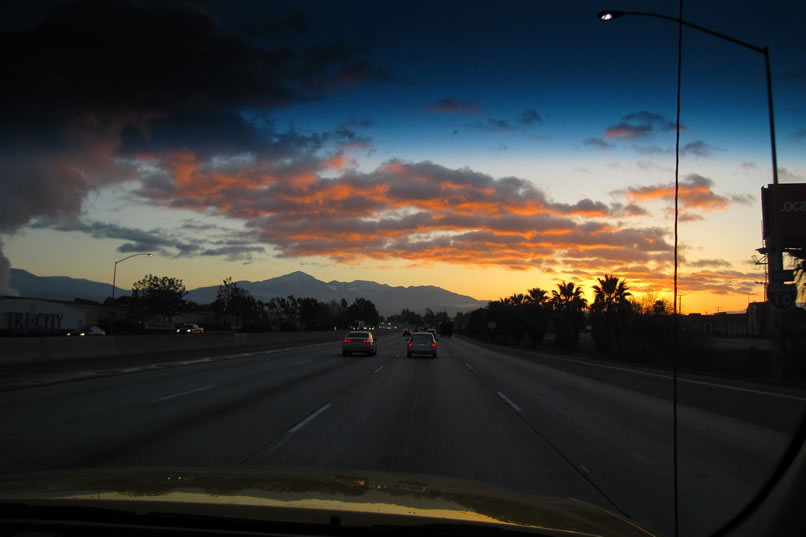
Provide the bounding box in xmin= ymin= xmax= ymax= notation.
xmin=0 ymin=330 xmax=350 ymax=366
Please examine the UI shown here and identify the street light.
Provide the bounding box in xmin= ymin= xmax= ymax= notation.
xmin=111 ymin=253 xmax=153 ymax=300
xmin=597 ymin=9 xmax=777 ymax=186
xmin=597 ymin=8 xmax=784 ymax=287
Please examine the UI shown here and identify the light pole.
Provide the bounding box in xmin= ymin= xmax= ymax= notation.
xmin=597 ymin=10 xmax=778 ymax=184
xmin=112 ymin=253 xmax=153 ymax=300
xmin=597 ymin=9 xmax=783 ymax=277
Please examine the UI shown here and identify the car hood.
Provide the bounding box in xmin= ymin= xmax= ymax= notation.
xmin=0 ymin=466 xmax=660 ymax=536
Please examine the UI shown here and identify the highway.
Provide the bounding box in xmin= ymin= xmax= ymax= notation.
xmin=1 ymin=333 xmax=803 ymax=537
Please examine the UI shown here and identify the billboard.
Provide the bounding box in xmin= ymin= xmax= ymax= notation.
xmin=761 ymin=183 xmax=806 ymax=248
xmin=1 ymin=298 xmax=85 ymax=334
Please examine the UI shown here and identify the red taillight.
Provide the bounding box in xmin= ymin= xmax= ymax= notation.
xmin=362 ymin=339 xmax=371 ymax=343
xmin=431 ymin=343 xmax=436 ymax=347
xmin=344 ymin=339 xmax=351 ymax=343
xmin=408 ymin=343 xmax=412 ymax=347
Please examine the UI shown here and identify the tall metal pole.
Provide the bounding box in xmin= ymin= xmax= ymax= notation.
xmin=112 ymin=262 xmax=118 ymax=300
xmin=111 ymin=253 xmax=153 ymax=301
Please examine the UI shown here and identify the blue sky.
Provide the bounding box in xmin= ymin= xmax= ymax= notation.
xmin=1 ymin=0 xmax=804 ymax=312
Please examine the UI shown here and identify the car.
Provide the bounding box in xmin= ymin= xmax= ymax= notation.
xmin=407 ymin=331 xmax=437 ymax=358
xmin=176 ymin=323 xmax=204 ymax=334
xmin=66 ymin=325 xmax=106 ymax=337
xmin=426 ymin=328 xmax=439 ymax=340
xmin=402 ymin=329 xmax=411 ymax=337
xmin=342 ymin=331 xmax=377 ymax=356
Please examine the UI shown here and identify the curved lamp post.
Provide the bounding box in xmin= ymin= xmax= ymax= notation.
xmin=111 ymin=253 xmax=153 ymax=300
xmin=597 ymin=8 xmax=783 ymax=278
xmin=597 ymin=9 xmax=777 ymax=186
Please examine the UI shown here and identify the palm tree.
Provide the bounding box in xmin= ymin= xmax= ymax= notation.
xmin=524 ymin=287 xmax=550 ymax=347
xmin=526 ymin=287 xmax=549 ymax=306
xmin=590 ymin=274 xmax=633 ymax=355
xmin=551 ymin=281 xmax=587 ymax=351
xmin=591 ymin=274 xmax=631 ymax=314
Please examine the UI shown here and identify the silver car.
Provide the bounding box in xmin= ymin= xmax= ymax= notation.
xmin=342 ymin=331 xmax=377 ymax=356
xmin=407 ymin=332 xmax=437 ymax=358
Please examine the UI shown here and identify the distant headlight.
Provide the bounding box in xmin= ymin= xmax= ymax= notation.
xmin=79 ymin=332 xmax=86 ymax=336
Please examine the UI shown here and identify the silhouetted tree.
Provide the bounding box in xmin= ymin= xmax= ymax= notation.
xmin=131 ymin=274 xmax=187 ymax=320
xmin=590 ymin=274 xmax=633 ymax=355
xmin=214 ymin=277 xmax=260 ymax=327
xmin=524 ymin=287 xmax=551 ymax=346
xmin=346 ymin=297 xmax=379 ymax=328
xmin=551 ymin=281 xmax=587 ymax=352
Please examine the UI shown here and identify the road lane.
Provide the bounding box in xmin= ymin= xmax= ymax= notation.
xmin=0 ymin=337 xmax=393 ymax=472
xmin=249 ymin=340 xmax=613 ymax=512
xmin=445 ymin=336 xmax=801 ymax=536
xmin=1 ymin=332 xmax=802 ymax=537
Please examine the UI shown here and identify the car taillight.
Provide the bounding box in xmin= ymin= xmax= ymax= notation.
xmin=362 ymin=339 xmax=371 ymax=343
xmin=431 ymin=343 xmax=436 ymax=347
xmin=408 ymin=343 xmax=412 ymax=347
xmin=344 ymin=339 xmax=351 ymax=343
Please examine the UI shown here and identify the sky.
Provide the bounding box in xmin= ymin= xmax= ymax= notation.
xmin=1 ymin=0 xmax=804 ymax=313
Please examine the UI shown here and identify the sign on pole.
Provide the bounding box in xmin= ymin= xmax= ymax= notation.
xmin=767 ymin=283 xmax=797 ymax=310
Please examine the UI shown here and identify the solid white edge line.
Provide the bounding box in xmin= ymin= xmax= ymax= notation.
xmin=288 ymin=402 xmax=332 ymax=433
xmin=497 ymin=391 xmax=522 ymax=413
xmin=147 ymin=384 xmax=215 ymax=404
xmin=465 ymin=363 xmax=473 ymax=370
xmin=374 ymin=365 xmax=384 ymax=373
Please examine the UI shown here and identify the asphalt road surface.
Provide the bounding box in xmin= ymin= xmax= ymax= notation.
xmin=1 ymin=334 xmax=804 ymax=537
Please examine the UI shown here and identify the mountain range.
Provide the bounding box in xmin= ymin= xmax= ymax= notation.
xmin=7 ymin=269 xmax=488 ymax=316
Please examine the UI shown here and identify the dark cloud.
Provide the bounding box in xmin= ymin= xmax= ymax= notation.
xmin=605 ymin=111 xmax=680 ymax=140
xmin=688 ymin=258 xmax=732 ymax=268
xmin=681 ymin=140 xmax=717 ymax=158
xmin=428 ymin=97 xmax=480 ymax=114
xmin=741 ymin=161 xmax=758 ymax=169
xmin=635 ymin=145 xmax=671 ymax=155
xmin=791 ymin=129 xmax=806 ymax=142
xmin=518 ymin=109 xmax=542 ymax=125
xmin=584 ymin=137 xmax=615 ymax=150
xmin=610 ymin=203 xmax=650 ymax=217
xmin=201 ymin=245 xmax=266 ymax=262
xmin=470 ymin=118 xmax=513 ymax=131
xmin=27 ymin=218 xmax=270 ymax=262
xmin=0 ymin=0 xmax=389 ymax=285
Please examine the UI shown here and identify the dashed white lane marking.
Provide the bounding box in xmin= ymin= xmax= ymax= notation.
xmin=288 ymin=403 xmax=332 ymax=433
xmin=374 ymin=365 xmax=384 ymax=373
xmin=579 ymin=464 xmax=590 ymax=474
xmin=147 ymin=384 xmax=215 ymax=404
xmin=496 ymin=391 xmax=522 ymax=414
xmin=465 ymin=363 xmax=473 ymax=370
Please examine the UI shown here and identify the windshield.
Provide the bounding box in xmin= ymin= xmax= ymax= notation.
xmin=1 ymin=1 xmax=804 ymax=536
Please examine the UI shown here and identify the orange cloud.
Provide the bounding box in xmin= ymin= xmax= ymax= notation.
xmin=134 ymin=152 xmax=764 ymax=294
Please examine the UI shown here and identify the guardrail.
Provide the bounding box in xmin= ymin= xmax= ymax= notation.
xmin=0 ymin=330 xmax=351 ymax=366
